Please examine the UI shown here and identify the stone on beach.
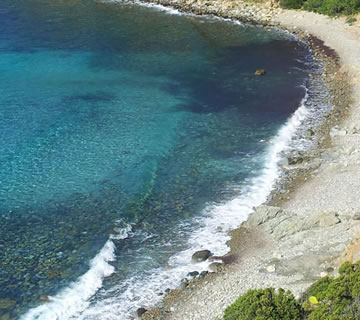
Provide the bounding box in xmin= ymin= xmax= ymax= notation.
xmin=192 ymin=250 xmax=211 ymax=262
xmin=136 ymin=307 xmax=147 ymax=318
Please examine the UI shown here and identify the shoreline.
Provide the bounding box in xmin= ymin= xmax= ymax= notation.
xmin=136 ymin=2 xmax=360 ymax=320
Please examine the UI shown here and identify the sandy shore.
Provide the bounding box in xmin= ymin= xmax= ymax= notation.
xmin=141 ymin=6 xmax=360 ymax=320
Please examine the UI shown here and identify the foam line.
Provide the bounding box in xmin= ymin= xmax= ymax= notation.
xmin=21 ymin=224 xmax=133 ymax=320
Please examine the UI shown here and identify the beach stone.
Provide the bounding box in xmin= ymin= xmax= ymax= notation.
xmin=266 ymin=265 xmax=276 ymax=273
xmin=192 ymin=250 xmax=211 ymax=262
xmin=180 ymin=279 xmax=189 ymax=289
xmin=209 ymin=262 xmax=224 ymax=273
xmin=287 ymin=156 xmax=304 ymax=165
xmin=187 ymin=271 xmax=199 ymax=277
xmin=255 ymin=69 xmax=266 ymax=76
xmin=199 ymin=271 xmax=208 ymax=278
xmin=353 ymin=212 xmax=360 ymax=220
xmin=136 ymin=307 xmax=147 ymax=318
xmin=305 ymin=129 xmax=315 ymax=137
xmin=330 ymin=125 xmax=347 ymax=137
xmin=39 ymin=296 xmax=50 ymax=303
xmin=0 ymin=299 xmax=16 ymax=310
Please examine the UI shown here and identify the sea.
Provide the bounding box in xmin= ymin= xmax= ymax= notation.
xmin=0 ymin=0 xmax=331 ymax=319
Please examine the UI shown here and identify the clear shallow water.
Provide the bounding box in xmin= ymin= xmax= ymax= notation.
xmin=0 ymin=1 xmax=315 ymax=319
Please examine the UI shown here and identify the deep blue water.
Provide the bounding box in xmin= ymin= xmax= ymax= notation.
xmin=0 ymin=1 xmax=312 ymax=319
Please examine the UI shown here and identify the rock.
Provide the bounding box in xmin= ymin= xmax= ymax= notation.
xmin=351 ymin=125 xmax=360 ymax=134
xmin=180 ymin=278 xmax=189 ymax=289
xmin=209 ymin=262 xmax=224 ymax=273
xmin=305 ymin=129 xmax=315 ymax=137
xmin=330 ymin=125 xmax=347 ymax=138
xmin=344 ymin=146 xmax=355 ymax=155
xmin=39 ymin=296 xmax=50 ymax=303
xmin=287 ymin=156 xmax=304 ymax=165
xmin=255 ymin=69 xmax=266 ymax=76
xmin=314 ymin=212 xmax=341 ymax=227
xmin=353 ymin=212 xmax=360 ymax=220
xmin=165 ymin=288 xmax=171 ymax=293
xmin=246 ymin=205 xmax=283 ymax=227
xmin=266 ymin=265 xmax=276 ymax=273
xmin=192 ymin=250 xmax=211 ymax=262
xmin=199 ymin=271 xmax=209 ymax=278
xmin=0 ymin=299 xmax=16 ymax=310
xmin=136 ymin=307 xmax=147 ymax=318
xmin=187 ymin=271 xmax=199 ymax=277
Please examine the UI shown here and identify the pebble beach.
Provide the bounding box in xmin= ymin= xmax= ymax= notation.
xmin=135 ymin=2 xmax=360 ymax=319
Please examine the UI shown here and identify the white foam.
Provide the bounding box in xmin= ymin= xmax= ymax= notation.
xmin=103 ymin=0 xmax=183 ymax=15
xmin=21 ymin=224 xmax=133 ymax=320
xmin=22 ymin=92 xmax=311 ymax=320
xmin=70 ymin=92 xmax=311 ymax=320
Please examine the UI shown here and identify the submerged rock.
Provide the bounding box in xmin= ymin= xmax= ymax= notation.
xmin=192 ymin=250 xmax=211 ymax=262
xmin=255 ymin=69 xmax=266 ymax=76
xmin=0 ymin=299 xmax=16 ymax=310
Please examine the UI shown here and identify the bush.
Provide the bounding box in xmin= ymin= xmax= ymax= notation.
xmin=302 ymin=261 xmax=360 ymax=320
xmin=303 ymin=0 xmax=360 ymax=15
xmin=279 ymin=0 xmax=306 ymax=9
xmin=223 ymin=288 xmax=303 ymax=320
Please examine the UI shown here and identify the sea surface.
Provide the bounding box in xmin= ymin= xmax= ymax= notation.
xmin=0 ymin=1 xmax=327 ymax=319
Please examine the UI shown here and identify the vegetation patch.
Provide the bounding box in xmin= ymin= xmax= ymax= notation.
xmin=223 ymin=288 xmax=302 ymax=320
xmin=278 ymin=0 xmax=360 ymax=16
xmin=223 ymin=262 xmax=360 ymax=320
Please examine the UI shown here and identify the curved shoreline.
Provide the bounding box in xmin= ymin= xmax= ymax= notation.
xmin=133 ymin=2 xmax=360 ymax=320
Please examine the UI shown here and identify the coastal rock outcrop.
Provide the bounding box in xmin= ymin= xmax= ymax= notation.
xmin=245 ymin=206 xmax=342 ymax=240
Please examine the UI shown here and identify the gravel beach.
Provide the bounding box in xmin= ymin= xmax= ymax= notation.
xmin=140 ymin=4 xmax=360 ymax=320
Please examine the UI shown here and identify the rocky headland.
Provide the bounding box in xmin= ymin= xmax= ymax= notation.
xmin=131 ymin=1 xmax=360 ymax=319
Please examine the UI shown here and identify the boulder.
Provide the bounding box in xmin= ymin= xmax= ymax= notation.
xmin=353 ymin=212 xmax=360 ymax=220
xmin=246 ymin=205 xmax=283 ymax=227
xmin=192 ymin=250 xmax=211 ymax=262
xmin=199 ymin=271 xmax=209 ymax=278
xmin=187 ymin=271 xmax=199 ymax=277
xmin=255 ymin=69 xmax=266 ymax=76
xmin=180 ymin=278 xmax=189 ymax=289
xmin=136 ymin=307 xmax=147 ymax=318
xmin=209 ymin=262 xmax=224 ymax=273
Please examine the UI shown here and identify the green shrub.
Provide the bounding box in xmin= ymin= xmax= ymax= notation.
xmin=223 ymin=288 xmax=302 ymax=320
xmin=303 ymin=0 xmax=360 ymax=15
xmin=279 ymin=0 xmax=306 ymax=9
xmin=302 ymin=261 xmax=360 ymax=320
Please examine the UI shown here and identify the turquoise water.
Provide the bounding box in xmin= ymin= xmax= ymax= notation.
xmin=0 ymin=1 xmax=313 ymax=319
